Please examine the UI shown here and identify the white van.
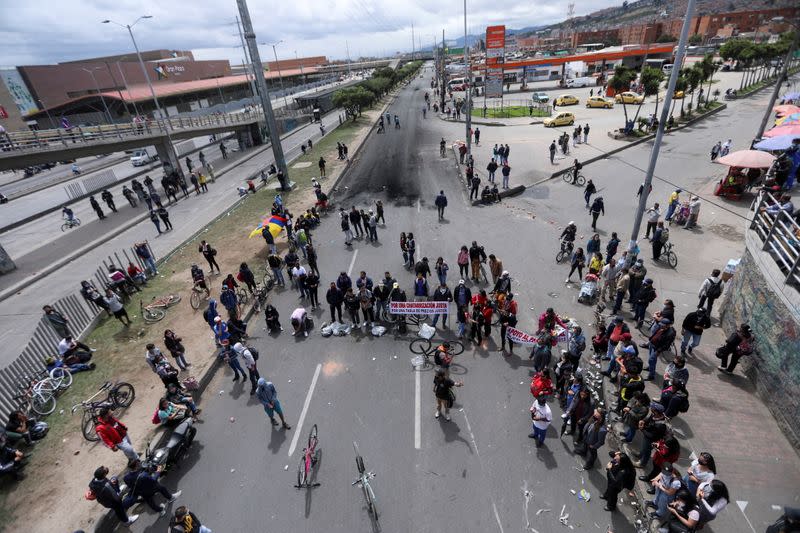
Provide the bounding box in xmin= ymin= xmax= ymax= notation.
xmin=130 ymin=148 xmax=158 ymax=167
xmin=565 ymin=76 xmax=594 ymax=88
xmin=447 ymin=78 xmax=467 ymax=91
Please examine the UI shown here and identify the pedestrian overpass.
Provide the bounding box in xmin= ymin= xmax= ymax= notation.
xmin=0 ymin=112 xmax=268 ymax=173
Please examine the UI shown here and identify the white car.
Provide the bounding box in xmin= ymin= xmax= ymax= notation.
xmin=130 ymin=149 xmax=158 ymax=167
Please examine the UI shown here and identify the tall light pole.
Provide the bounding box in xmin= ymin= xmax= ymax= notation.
xmin=80 ymin=66 xmax=114 ymax=123
xmin=755 ymin=17 xmax=800 ymax=140
xmin=295 ymin=50 xmax=304 ymax=76
xmin=236 ymin=0 xmax=289 ymax=183
xmin=101 ymin=16 xmax=168 ymax=119
xmin=463 ymin=0 xmax=472 ymax=157
xmin=627 ymin=0 xmax=696 ymax=261
xmin=115 ymin=61 xmax=140 ymax=117
xmin=236 ymin=16 xmax=260 ymax=102
xmin=261 ymin=41 xmax=289 ymax=108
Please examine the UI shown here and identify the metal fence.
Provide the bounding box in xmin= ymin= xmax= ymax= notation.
xmin=0 ymin=242 xmax=155 ymax=419
xmin=750 ymin=190 xmax=800 ymax=290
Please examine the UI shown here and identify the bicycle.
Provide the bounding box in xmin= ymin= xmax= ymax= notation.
xmin=562 ymin=171 xmax=586 ymax=186
xmin=556 ymin=240 xmax=574 ymax=263
xmin=409 ymin=338 xmax=464 ymax=370
xmin=352 ymin=441 xmax=378 ymax=525
xmin=14 ymin=374 xmax=57 ymax=416
xmin=48 ymin=366 xmax=73 ymax=391
xmin=61 ymin=217 xmax=81 ymax=232
xmin=235 ymin=286 xmax=250 ymax=306
xmin=658 ymin=242 xmax=678 ymax=269
xmin=140 ymin=294 xmax=181 ymax=322
xmin=190 ymin=283 xmax=210 ymax=310
xmin=295 ymin=424 xmax=320 ymax=488
xmin=71 ymin=381 xmax=136 ymax=442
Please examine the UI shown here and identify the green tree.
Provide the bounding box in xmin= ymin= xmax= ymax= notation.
xmin=372 ymin=67 xmax=396 ymax=81
xmin=608 ymin=65 xmax=635 ymax=126
xmin=685 ymin=65 xmax=704 ymax=112
xmin=360 ymin=77 xmax=392 ymax=98
xmin=688 ymin=34 xmax=703 ymax=45
xmin=634 ymin=66 xmax=665 ymax=124
xmin=332 ymin=86 xmax=375 ymax=121
xmin=672 ymin=75 xmax=689 ymax=116
xmin=656 ymin=34 xmax=677 ymax=43
xmin=697 ymin=53 xmax=716 ymax=104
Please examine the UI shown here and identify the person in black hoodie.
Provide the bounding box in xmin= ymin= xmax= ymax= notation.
xmin=602 ymin=451 xmax=635 ymax=511
xmin=122 ymin=460 xmax=181 ymax=513
xmin=326 ymin=283 xmax=344 ymax=323
xmin=635 ymin=402 xmax=668 ymax=467
xmin=88 ymin=466 xmax=138 ymax=525
xmin=430 ymin=282 xmax=453 ymax=328
xmin=680 ymin=307 xmax=711 ymax=355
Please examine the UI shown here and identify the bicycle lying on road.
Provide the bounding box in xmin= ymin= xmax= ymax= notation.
xmin=410 ymin=338 xmax=464 ymax=371
xmin=139 ymin=294 xmax=181 ymax=322
xmin=72 ymin=381 xmax=136 ymax=441
xmin=352 ymin=441 xmax=378 ymax=527
xmin=295 ymin=424 xmax=320 ymax=488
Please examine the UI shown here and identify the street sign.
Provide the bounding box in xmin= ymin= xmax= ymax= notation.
xmin=485 ymin=25 xmax=506 ymax=98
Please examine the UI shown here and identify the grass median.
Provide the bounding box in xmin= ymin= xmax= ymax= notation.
xmin=472 ymin=106 xmax=549 ymax=119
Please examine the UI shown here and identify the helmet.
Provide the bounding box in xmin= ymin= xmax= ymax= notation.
xmin=502 ymin=270 xmax=509 ymax=276
xmin=29 ymin=421 xmax=49 ymax=441
xmin=568 ymin=221 xmax=575 ymax=226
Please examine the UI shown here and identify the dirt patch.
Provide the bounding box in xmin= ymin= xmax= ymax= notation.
xmin=0 ymin=102 xmax=381 ymax=533
xmin=707 ymin=223 xmax=744 ymax=242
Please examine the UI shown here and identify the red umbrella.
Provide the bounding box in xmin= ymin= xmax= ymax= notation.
xmin=763 ymin=124 xmax=800 ymax=138
xmin=773 ymin=104 xmax=800 ymax=117
xmin=715 ymin=149 xmax=776 ymax=168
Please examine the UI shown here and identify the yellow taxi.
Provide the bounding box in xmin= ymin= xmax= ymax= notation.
xmin=554 ymin=94 xmax=579 ymax=106
xmin=585 ymin=96 xmax=614 ymax=109
xmin=614 ymin=91 xmax=645 ymax=104
xmin=672 ymin=90 xmax=685 ymax=99
xmin=543 ymin=112 xmax=576 ymax=127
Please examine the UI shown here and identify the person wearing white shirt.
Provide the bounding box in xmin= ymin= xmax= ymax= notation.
xmin=292 ymin=265 xmax=307 ymax=299
xmin=683 ymin=452 xmax=716 ymax=495
xmin=696 ymin=479 xmax=729 ymax=525
xmin=57 ymin=335 xmax=94 ymax=361
xmin=645 ymin=203 xmax=661 ymax=240
xmin=528 ymin=395 xmax=552 ymax=447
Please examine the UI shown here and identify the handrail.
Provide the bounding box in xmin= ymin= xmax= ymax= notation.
xmin=750 ymin=189 xmax=800 ymax=288
xmin=0 ymin=111 xmax=266 ymax=155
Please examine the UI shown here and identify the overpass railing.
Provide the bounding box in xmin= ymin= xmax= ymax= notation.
xmin=750 ymin=190 xmax=800 ymax=290
xmin=0 ymin=112 xmax=264 ymax=154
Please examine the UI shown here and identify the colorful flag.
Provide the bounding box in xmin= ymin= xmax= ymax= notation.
xmin=248 ymin=214 xmax=287 ymax=238
xmin=154 ymin=64 xmax=168 ymax=80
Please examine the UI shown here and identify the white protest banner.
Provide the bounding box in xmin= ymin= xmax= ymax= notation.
xmin=389 ymin=301 xmax=449 ymax=315
xmin=505 ymin=326 xmax=538 ymax=346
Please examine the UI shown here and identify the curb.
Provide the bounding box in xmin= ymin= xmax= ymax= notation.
xmin=469 ymin=184 xmax=526 ymax=206
xmin=531 ymin=103 xmax=729 ymax=187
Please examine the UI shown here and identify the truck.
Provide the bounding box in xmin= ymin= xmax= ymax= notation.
xmin=130 ymin=148 xmax=159 ymax=167
xmin=565 ymin=76 xmax=596 ymax=88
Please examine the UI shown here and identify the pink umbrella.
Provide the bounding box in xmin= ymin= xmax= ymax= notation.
xmin=774 ymin=104 xmax=800 ymax=117
xmin=715 ymin=149 xmax=776 ymax=168
xmin=763 ymin=124 xmax=800 ymax=138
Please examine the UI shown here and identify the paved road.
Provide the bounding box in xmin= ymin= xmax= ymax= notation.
xmin=117 ymin=66 xmax=640 ymax=533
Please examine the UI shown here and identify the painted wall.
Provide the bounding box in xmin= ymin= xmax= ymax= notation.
xmin=720 ymin=248 xmax=800 ymax=449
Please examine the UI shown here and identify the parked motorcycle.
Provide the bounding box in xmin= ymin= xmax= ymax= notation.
xmin=143 ymin=417 xmax=196 ymax=473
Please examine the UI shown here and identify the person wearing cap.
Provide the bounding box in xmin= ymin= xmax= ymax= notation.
xmin=602 ymin=450 xmax=636 ymax=511
xmin=715 ymin=323 xmax=755 ymax=373
xmin=627 ymin=259 xmax=647 ymax=305
xmin=528 ymin=393 xmax=552 ymax=447
xmin=632 ymin=278 xmax=657 ymax=328
xmin=493 ymin=270 xmax=512 ymax=295
xmin=233 ymin=343 xmax=259 ymax=395
xmin=212 ymin=316 xmax=230 ymax=345
xmin=645 ymin=319 xmax=676 ymax=381
xmin=680 ymin=308 xmax=711 ymax=355
xmin=665 ymin=189 xmax=682 ymax=222
xmin=684 ymin=196 xmax=702 ymax=229
xmin=635 ymin=402 xmax=667 ymax=467
xmin=373 ymin=280 xmax=391 ymax=321
xmin=647 ymin=462 xmax=682 ymax=520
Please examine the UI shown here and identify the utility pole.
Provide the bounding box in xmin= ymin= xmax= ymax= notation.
xmin=755 ymin=21 xmax=799 ymax=140
xmin=236 ymin=0 xmax=289 ymax=182
xmin=463 ymin=0 xmax=472 ymax=157
xmin=628 ymin=0 xmax=696 ymax=261
xmin=346 ymin=40 xmax=352 ymax=76
xmin=412 ymin=23 xmax=416 ymax=60
xmin=440 ymin=29 xmax=446 ymax=111
xmin=236 ymin=16 xmax=259 ymax=101
xmin=115 ymin=62 xmax=140 ymax=117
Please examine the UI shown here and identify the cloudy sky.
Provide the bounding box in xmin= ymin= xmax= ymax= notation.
xmin=0 ymin=0 xmax=620 ymax=67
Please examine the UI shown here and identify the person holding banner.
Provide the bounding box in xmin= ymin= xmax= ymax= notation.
xmin=469 ymin=304 xmax=486 ymax=345
xmin=430 ymin=283 xmax=452 ymax=328
xmin=499 ymin=310 xmax=518 ymax=355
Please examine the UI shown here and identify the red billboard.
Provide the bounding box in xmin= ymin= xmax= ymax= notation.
xmin=485 ymin=25 xmax=506 ymax=98
xmin=485 ymin=25 xmax=506 ymax=59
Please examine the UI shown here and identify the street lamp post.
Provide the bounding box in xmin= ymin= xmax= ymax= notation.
xmin=463 ymin=0 xmax=472 ymax=158
xmin=81 ymin=67 xmax=114 ymax=124
xmin=262 ymin=41 xmax=289 ymax=108
xmin=755 ymin=17 xmax=800 ymax=140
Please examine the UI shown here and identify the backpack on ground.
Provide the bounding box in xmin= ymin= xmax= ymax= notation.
xmin=706 ymin=278 xmax=723 ymax=299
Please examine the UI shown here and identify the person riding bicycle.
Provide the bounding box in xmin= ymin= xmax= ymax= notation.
xmin=440 ymin=138 xmax=446 ymax=155
xmin=191 ymin=264 xmax=210 ymax=298
xmin=71 ymin=163 xmax=81 ymax=175
xmin=571 ymin=159 xmax=583 ymax=184
xmin=493 ymin=271 xmax=512 ymax=295
xmin=62 ymin=206 xmax=75 ymax=222
xmin=561 ymin=222 xmax=577 ymax=243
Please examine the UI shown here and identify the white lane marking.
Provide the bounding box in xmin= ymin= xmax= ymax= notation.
xmin=417 ymin=199 xmax=421 ymax=213
xmin=414 ymin=370 xmax=421 ymax=449
xmin=492 ymin=502 xmax=505 ymax=533
xmin=462 ymin=408 xmax=504 ymax=532
xmin=288 ymin=363 xmax=322 ymax=457
xmin=736 ymin=501 xmax=757 ymax=533
xmin=347 ymin=249 xmax=359 ymax=277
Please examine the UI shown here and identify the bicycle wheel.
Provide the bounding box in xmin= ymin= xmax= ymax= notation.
xmin=297 ymin=459 xmax=307 ymax=487
xmin=308 ymin=424 xmax=318 ymax=450
xmin=366 ymin=482 xmax=377 ymax=517
xmin=60 ymin=223 xmax=70 ymax=232
xmin=237 ymin=288 xmax=249 ymax=306
xmin=82 ymin=411 xmax=100 ymax=441
xmin=575 ymin=174 xmax=586 ymax=186
xmin=33 ymin=378 xmax=57 ymax=398
xmin=562 ymin=173 xmax=573 ymax=184
xmin=448 ymin=341 xmax=465 ymax=355
xmin=666 ymin=251 xmax=678 ymax=269
xmin=143 ymin=307 xmax=165 ymax=323
xmin=354 ymin=442 xmax=365 ymax=474
xmin=111 ymin=382 xmax=136 ymax=408
xmin=166 ymin=294 xmax=182 ymax=307
xmin=190 ymin=291 xmax=201 ymax=310
xmin=556 ymin=250 xmax=567 ymax=263
xmin=263 ymin=271 xmax=275 ymax=290
xmin=31 ymin=392 xmax=56 ymax=416
xmin=409 ymin=338 xmax=431 ymax=355
xmin=49 ymin=367 xmax=73 ymax=390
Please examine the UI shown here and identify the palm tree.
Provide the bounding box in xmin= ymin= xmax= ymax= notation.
xmin=608 ymin=65 xmax=635 ymax=128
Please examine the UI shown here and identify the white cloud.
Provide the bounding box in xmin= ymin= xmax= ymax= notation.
xmin=0 ymin=0 xmax=621 ymax=66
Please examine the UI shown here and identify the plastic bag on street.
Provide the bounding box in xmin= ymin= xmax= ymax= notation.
xmin=418 ymin=323 xmax=436 ymax=340
xmin=321 ymin=325 xmax=333 ymax=337
xmin=371 ymin=325 xmax=387 ymax=337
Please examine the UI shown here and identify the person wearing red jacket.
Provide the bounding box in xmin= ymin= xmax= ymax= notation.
xmin=95 ymin=408 xmax=139 ymax=464
xmin=530 ymin=368 xmax=554 ymax=399
xmin=538 ymin=307 xmax=566 ymax=334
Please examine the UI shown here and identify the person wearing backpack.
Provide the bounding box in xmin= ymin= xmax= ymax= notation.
xmin=698 ymin=269 xmax=723 ymax=314
xmin=233 ymin=342 xmax=259 ymax=395
xmin=680 ymin=308 xmax=711 ymax=355
xmin=716 ymin=323 xmax=755 ymax=374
